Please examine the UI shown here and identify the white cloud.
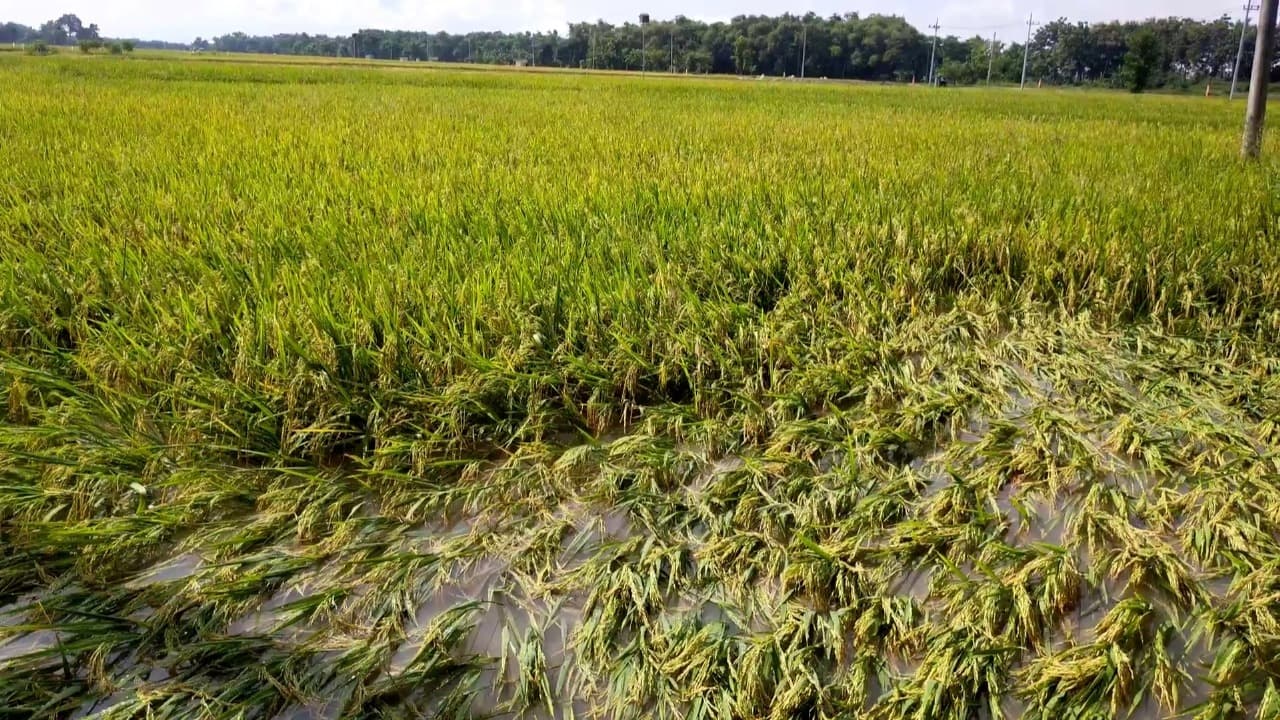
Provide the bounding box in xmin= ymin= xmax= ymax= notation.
xmin=0 ymin=0 xmax=1237 ymax=42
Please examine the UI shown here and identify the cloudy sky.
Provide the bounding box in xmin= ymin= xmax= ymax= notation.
xmin=0 ymin=1 xmax=1240 ymax=43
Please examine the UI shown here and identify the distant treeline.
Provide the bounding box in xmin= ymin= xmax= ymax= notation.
xmin=6 ymin=12 xmax=1280 ymax=87
xmin=1 ymin=15 xmax=185 ymax=50
xmin=203 ymin=14 xmax=1280 ymax=88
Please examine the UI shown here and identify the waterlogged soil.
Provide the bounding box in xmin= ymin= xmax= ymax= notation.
xmin=2 ymin=430 xmax=1245 ymax=719
xmin=5 ymin=335 xmax=1279 ymax=720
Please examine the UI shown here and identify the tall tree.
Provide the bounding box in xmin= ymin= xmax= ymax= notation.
xmin=1123 ymin=28 xmax=1161 ymax=92
xmin=41 ymin=14 xmax=87 ymax=45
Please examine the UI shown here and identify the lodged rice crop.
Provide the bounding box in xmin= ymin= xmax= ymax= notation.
xmin=2 ymin=52 xmax=1280 ymax=719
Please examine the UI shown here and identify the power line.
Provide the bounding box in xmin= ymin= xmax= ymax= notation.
xmin=945 ymin=22 xmax=1027 ymax=32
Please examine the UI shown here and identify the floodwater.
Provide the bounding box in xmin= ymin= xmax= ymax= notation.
xmin=13 ymin=420 xmax=1230 ymax=719
xmin=0 ymin=628 xmax=60 ymax=664
xmin=125 ymin=552 xmax=204 ymax=589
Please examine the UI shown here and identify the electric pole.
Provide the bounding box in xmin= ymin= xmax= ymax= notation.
xmin=1242 ymin=0 xmax=1278 ymax=157
xmin=800 ymin=23 xmax=807 ymax=79
xmin=530 ymin=34 xmax=536 ymax=66
xmin=670 ymin=30 xmax=675 ymax=73
xmin=1232 ymin=3 xmax=1261 ymax=100
xmin=639 ymin=14 xmax=650 ymax=74
xmin=987 ymin=33 xmax=997 ymax=85
xmin=928 ymin=20 xmax=940 ymax=86
xmin=1021 ymin=13 xmax=1040 ymax=89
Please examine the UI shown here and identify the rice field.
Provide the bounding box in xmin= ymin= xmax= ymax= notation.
xmin=3 ymin=52 xmax=1280 ymax=719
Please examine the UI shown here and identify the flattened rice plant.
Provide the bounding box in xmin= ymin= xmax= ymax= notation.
xmin=1 ymin=51 xmax=1279 ymax=719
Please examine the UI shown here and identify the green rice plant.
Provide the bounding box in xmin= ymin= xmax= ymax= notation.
xmin=1 ymin=50 xmax=1279 ymax=719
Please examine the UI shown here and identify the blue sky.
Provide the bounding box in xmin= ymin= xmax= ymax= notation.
xmin=0 ymin=0 xmax=1241 ymax=43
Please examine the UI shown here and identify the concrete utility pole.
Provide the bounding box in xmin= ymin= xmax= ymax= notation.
xmin=1233 ymin=3 xmax=1261 ymax=100
xmin=928 ymin=20 xmax=940 ymax=85
xmin=670 ymin=30 xmax=675 ymax=72
xmin=530 ymin=34 xmax=536 ymax=66
xmin=1021 ymin=13 xmax=1039 ymax=89
xmin=1242 ymin=0 xmax=1278 ymax=158
xmin=639 ymin=14 xmax=650 ymax=74
xmin=987 ymin=33 xmax=997 ymax=85
xmin=800 ymin=24 xmax=807 ymax=78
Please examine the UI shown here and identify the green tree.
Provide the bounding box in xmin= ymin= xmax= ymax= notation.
xmin=0 ymin=22 xmax=35 ymax=44
xmin=732 ymin=36 xmax=754 ymax=74
xmin=40 ymin=14 xmax=87 ymax=45
xmin=193 ymin=11 xmax=1259 ymax=88
xmin=1123 ymin=29 xmax=1160 ymax=92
